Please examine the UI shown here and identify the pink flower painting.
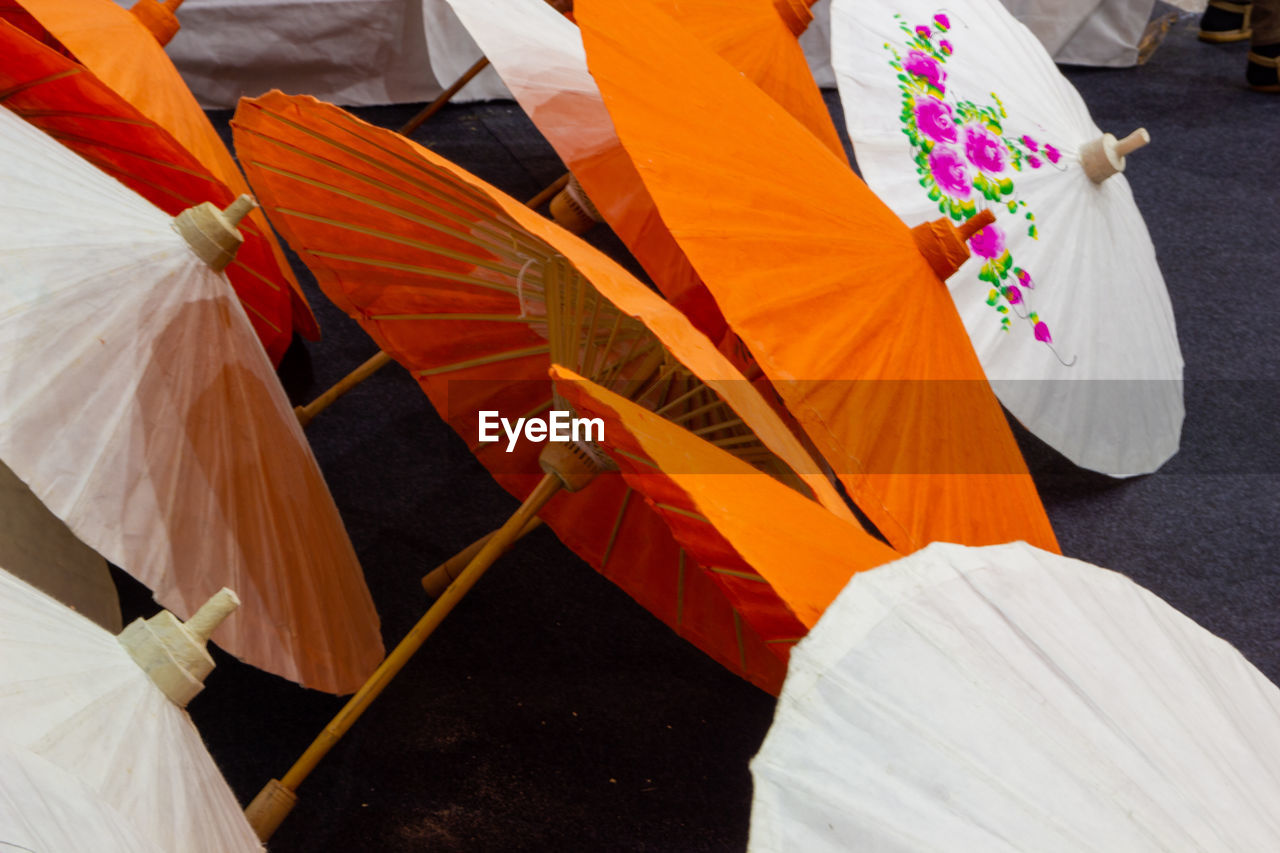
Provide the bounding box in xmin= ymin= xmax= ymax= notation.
xmin=967 ymin=223 xmax=1006 ymax=259
xmin=928 ymin=145 xmax=972 ymax=198
xmin=963 ymin=125 xmax=1006 ymax=175
xmin=914 ymin=98 xmax=958 ymax=143
xmin=903 ymin=50 xmax=946 ymax=92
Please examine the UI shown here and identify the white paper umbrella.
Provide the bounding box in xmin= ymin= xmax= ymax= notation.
xmin=0 ymin=739 xmax=168 ymax=853
xmin=750 ymin=541 xmax=1280 ymax=851
xmin=831 ymin=0 xmax=1184 ymax=476
xmin=0 ymin=104 xmax=384 ymax=694
xmin=0 ymin=564 xmax=262 ymax=852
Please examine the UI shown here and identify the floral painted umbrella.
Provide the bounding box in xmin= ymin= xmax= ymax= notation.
xmin=831 ymin=0 xmax=1183 ymax=476
xmin=0 ymin=0 xmax=318 ymax=362
xmin=577 ymin=0 xmax=1059 ymax=555
xmin=750 ymin=541 xmax=1280 ymax=850
xmin=444 ymin=0 xmax=844 ymax=342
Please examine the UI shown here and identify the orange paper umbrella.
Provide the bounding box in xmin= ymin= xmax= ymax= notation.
xmin=578 ymin=0 xmax=1058 ymax=555
xmin=551 ymin=365 xmax=899 ymax=641
xmin=1 ymin=0 xmax=318 ymax=359
xmin=233 ymin=90 xmax=857 ymax=837
xmin=444 ymin=0 xmax=843 ymax=342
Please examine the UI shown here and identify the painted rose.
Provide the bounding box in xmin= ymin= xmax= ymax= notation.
xmin=913 ymin=98 xmax=958 ymax=143
xmin=1015 ymin=268 xmax=1034 ymax=289
xmin=1002 ymin=284 xmax=1023 ymax=305
xmin=1034 ymin=321 xmax=1053 ymax=343
xmin=939 ymin=39 xmax=953 ymax=55
xmin=967 ymin=222 xmax=1006 ymax=259
xmin=928 ymin=145 xmax=972 ymax=197
xmin=916 ymin=25 xmax=931 ymax=39
xmin=1044 ymin=143 xmax=1062 ymax=164
xmin=933 ymin=13 xmax=950 ymax=30
xmin=963 ymin=125 xmax=1006 ymax=174
xmin=1021 ymin=134 xmax=1039 ymax=152
xmin=903 ymin=50 xmax=946 ymax=91
xmin=1027 ymin=154 xmax=1042 ymax=169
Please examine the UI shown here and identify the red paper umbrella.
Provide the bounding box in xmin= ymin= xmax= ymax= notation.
xmin=0 ymin=2 xmax=315 ymax=362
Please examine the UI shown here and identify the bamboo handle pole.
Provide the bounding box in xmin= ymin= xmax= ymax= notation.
xmin=400 ymin=57 xmax=492 ymax=135
xmin=247 ymin=472 xmax=563 ymax=840
xmin=525 ymin=173 xmax=571 ymax=210
xmin=422 ymin=517 xmax=544 ymax=597
xmin=294 ymin=350 xmax=393 ymax=427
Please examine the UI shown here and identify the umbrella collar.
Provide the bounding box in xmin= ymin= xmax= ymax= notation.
xmin=117 ymin=588 xmax=240 ymax=707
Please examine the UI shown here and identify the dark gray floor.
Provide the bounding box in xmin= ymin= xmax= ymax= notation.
xmin=113 ymin=13 xmax=1280 ymax=852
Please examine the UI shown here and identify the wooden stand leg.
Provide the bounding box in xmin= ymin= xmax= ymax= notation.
xmin=245 ymin=473 xmax=563 ymax=841
xmin=399 ymin=57 xmax=491 ymax=136
xmin=295 ymin=350 xmax=394 ymax=427
xmin=422 ymin=517 xmax=544 ymax=598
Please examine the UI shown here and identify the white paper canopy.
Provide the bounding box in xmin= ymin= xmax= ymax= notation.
xmin=831 ymin=0 xmax=1183 ymax=476
xmin=0 ymin=564 xmax=263 ymax=852
xmin=0 ymin=104 xmax=383 ymax=693
xmin=750 ymin=541 xmax=1280 ymax=851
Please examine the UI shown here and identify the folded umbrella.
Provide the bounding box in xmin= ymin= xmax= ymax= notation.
xmin=830 ymin=0 xmax=1183 ymax=475
xmin=750 ymin=541 xmax=1280 ymax=850
xmin=233 ymin=89 xmax=857 ymax=837
xmin=1 ymin=0 xmax=318 ymax=361
xmin=0 ymin=564 xmax=262 ymax=852
xmin=0 ymin=102 xmax=383 ymax=694
xmin=577 ymin=0 xmax=1059 ymax=555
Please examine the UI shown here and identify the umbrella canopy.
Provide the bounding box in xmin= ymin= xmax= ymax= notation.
xmin=0 ymin=19 xmax=303 ymax=363
xmin=750 ymin=541 xmax=1280 ymax=851
xmin=0 ymin=103 xmax=383 ymax=694
xmin=233 ymin=91 xmax=855 ymax=695
xmin=551 ymin=366 xmax=899 ymax=637
xmin=577 ymin=0 xmax=1059 ymax=555
xmin=0 ymin=564 xmax=262 ymax=852
xmin=444 ymin=0 xmax=843 ymax=342
xmin=0 ymin=742 xmax=167 ymax=853
xmin=830 ymin=0 xmax=1183 ymax=476
xmin=0 ymin=0 xmax=318 ymax=359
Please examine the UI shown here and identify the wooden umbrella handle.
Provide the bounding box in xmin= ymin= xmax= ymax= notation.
xmin=294 ymin=350 xmax=394 ymax=427
xmin=399 ymin=57 xmax=492 ymax=135
xmin=421 ymin=517 xmax=545 ymax=597
xmin=245 ymin=473 xmax=564 ymax=841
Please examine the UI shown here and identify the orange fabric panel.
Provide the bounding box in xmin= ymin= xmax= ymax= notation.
xmin=9 ymin=0 xmax=317 ymax=349
xmin=577 ymin=0 xmax=1059 ymax=555
xmin=553 ymin=367 xmax=899 ymax=630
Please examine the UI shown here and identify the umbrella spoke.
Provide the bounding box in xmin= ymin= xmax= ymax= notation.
xmin=414 ymin=343 xmax=551 ymax=377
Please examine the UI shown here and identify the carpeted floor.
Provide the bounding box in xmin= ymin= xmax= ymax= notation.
xmin=107 ymin=11 xmax=1280 ymax=852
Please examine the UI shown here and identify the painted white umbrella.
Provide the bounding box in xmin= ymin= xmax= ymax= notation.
xmin=832 ymin=0 xmax=1183 ymax=477
xmin=0 ymin=741 xmax=167 ymax=853
xmin=0 ymin=564 xmax=262 ymax=852
xmin=0 ymin=104 xmax=384 ymax=694
xmin=750 ymin=541 xmax=1280 ymax=851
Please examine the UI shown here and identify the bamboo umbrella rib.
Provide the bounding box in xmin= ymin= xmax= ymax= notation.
xmin=691 ymin=418 xmax=746 ymax=437
xmin=243 ymin=156 xmax=537 ymax=264
xmin=16 ymin=110 xmax=154 ymax=126
xmin=245 ymin=111 xmax=541 ymax=253
xmin=305 ymin=251 xmax=524 ymax=296
xmin=708 ymin=567 xmax=769 ymax=583
xmin=764 ymin=637 xmax=802 ymax=645
xmin=40 ymin=131 xmax=213 ymax=179
xmin=413 ymin=343 xmax=552 ymax=376
xmin=225 ymin=258 xmax=283 ymax=292
xmin=370 ymin=313 xmax=535 ymax=322
xmin=239 ymin=301 xmax=286 ymax=334
xmin=273 ymin=208 xmax=533 ymax=279
xmin=653 ymin=504 xmax=710 ymax=524
xmin=612 ymin=448 xmax=660 ymax=470
xmin=0 ymin=68 xmax=80 ymax=101
xmin=600 ymin=487 xmax=634 ymax=573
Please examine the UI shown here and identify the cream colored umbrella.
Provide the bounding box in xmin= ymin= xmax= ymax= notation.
xmin=751 ymin=541 xmax=1280 ymax=850
xmin=0 ymin=564 xmax=262 ymax=852
xmin=0 ymin=741 xmax=167 ymax=853
xmin=0 ymin=103 xmax=383 ymax=694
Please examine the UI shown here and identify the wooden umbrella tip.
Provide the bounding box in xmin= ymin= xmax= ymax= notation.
xmin=1116 ymin=128 xmax=1151 ymax=157
xmin=223 ymin=194 xmax=259 ymax=229
xmin=958 ymin=209 xmax=997 ymax=242
xmin=184 ymin=587 xmax=241 ymax=644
